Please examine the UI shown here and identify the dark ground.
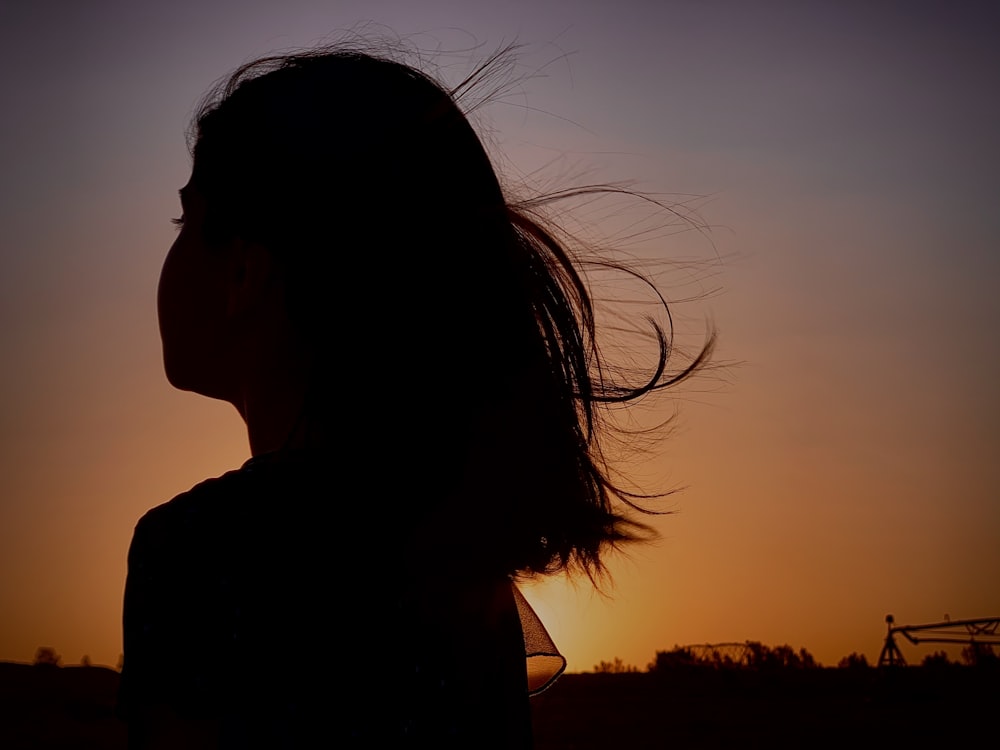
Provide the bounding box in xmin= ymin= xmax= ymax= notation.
xmin=1 ymin=661 xmax=995 ymax=748
xmin=0 ymin=663 xmax=123 ymax=749
xmin=531 ymin=668 xmax=998 ymax=748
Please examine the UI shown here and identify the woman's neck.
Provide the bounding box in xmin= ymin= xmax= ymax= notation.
xmin=235 ymin=337 xmax=317 ymax=457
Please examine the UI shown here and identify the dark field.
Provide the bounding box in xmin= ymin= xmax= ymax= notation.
xmin=531 ymin=668 xmax=997 ymax=748
xmin=1 ymin=662 xmax=995 ymax=748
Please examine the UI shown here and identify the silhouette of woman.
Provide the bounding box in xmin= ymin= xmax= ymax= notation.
xmin=118 ymin=47 xmax=712 ymax=748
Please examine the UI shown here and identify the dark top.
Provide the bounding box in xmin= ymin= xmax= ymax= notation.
xmin=118 ymin=450 xmax=542 ymax=748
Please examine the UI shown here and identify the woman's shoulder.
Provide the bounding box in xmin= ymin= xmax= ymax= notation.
xmin=133 ymin=465 xmax=250 ymax=540
xmin=129 ymin=450 xmax=331 ymax=568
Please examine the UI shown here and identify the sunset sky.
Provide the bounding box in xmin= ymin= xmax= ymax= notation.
xmin=1 ymin=1 xmax=998 ymax=673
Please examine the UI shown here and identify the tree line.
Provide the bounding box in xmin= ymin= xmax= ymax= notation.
xmin=592 ymin=641 xmax=998 ymax=673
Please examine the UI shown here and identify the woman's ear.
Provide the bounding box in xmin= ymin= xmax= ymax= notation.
xmin=225 ymin=239 xmax=279 ymax=319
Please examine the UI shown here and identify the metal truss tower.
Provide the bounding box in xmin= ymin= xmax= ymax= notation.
xmin=878 ymin=614 xmax=1000 ymax=666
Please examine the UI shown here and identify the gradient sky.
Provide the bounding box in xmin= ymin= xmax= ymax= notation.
xmin=1 ymin=1 xmax=998 ymax=672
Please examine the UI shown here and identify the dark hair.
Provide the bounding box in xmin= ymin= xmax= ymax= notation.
xmin=188 ymin=47 xmax=713 ymax=580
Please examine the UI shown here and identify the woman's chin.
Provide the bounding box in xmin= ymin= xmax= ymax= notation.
xmin=162 ymin=361 xmax=230 ymax=403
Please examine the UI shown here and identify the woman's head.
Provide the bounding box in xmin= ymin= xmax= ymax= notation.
xmin=191 ymin=53 xmax=505 ymax=292
xmin=181 ymin=51 xmax=534 ymax=401
xmin=162 ymin=46 xmax=712 ymax=579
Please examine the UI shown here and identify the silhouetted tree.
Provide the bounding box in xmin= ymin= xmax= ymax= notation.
xmin=649 ymin=642 xmax=819 ymax=672
xmin=34 ymin=647 xmax=61 ymax=667
xmin=837 ymin=652 xmax=870 ymax=669
xmin=921 ymin=650 xmax=952 ymax=668
xmin=593 ymin=657 xmax=639 ymax=674
xmin=708 ymin=650 xmax=738 ymax=669
xmin=648 ymin=646 xmax=699 ymax=672
xmin=797 ymin=647 xmax=818 ymax=668
xmin=744 ymin=641 xmax=780 ymax=669
xmin=961 ymin=642 xmax=998 ymax=667
xmin=744 ymin=642 xmax=817 ymax=669
xmin=80 ymin=654 xmax=91 ymax=667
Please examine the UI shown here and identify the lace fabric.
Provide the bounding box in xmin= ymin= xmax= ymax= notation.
xmin=512 ymin=585 xmax=566 ymax=695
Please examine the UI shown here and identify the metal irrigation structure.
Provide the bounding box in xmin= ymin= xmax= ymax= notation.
xmin=877 ymin=614 xmax=1000 ymax=666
